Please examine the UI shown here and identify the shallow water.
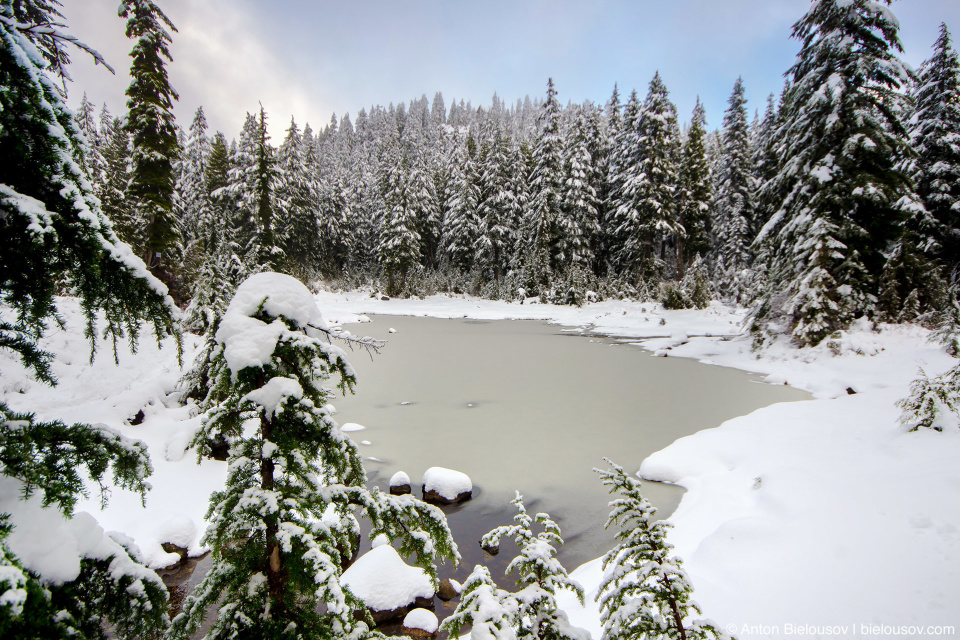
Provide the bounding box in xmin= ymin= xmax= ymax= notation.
xmin=332 ymin=315 xmax=809 ymax=582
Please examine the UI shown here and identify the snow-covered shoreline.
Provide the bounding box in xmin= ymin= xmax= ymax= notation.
xmin=2 ymin=291 xmax=958 ymax=638
xmin=314 ymin=290 xmax=960 ymax=638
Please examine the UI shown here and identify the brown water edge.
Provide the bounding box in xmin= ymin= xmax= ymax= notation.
xmin=162 ymin=315 xmax=808 ymax=635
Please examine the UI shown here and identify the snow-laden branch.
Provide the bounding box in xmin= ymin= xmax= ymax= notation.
xmin=306 ymin=322 xmax=386 ymax=359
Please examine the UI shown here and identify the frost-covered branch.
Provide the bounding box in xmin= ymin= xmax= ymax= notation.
xmin=307 ymin=322 xmax=385 ymax=359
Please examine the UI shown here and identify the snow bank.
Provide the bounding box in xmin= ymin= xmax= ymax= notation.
xmin=0 ymin=476 xmax=161 ymax=594
xmin=422 ymin=467 xmax=472 ymax=501
xmin=636 ymin=391 xmax=960 ymax=634
xmin=340 ymin=544 xmax=434 ymax=611
xmin=313 ymin=290 xmax=960 ymax=635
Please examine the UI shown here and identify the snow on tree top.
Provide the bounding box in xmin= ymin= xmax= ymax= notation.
xmin=215 ymin=273 xmax=330 ymax=376
xmin=340 ymin=544 xmax=434 ymax=611
xmin=242 ymin=376 xmax=303 ymax=417
xmin=224 ymin=272 xmax=328 ymax=330
xmin=403 ymin=608 xmax=439 ymax=633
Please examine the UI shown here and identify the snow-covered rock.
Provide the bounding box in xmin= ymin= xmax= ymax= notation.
xmin=421 ymin=466 xmax=472 ymax=505
xmin=402 ymin=608 xmax=439 ymax=638
xmin=436 ymin=578 xmax=461 ymax=601
xmin=390 ymin=471 xmax=412 ymax=495
xmin=341 ymin=422 xmax=366 ymax=432
xmin=340 ymin=544 xmax=434 ymax=621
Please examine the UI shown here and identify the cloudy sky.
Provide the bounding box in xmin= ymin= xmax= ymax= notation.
xmin=62 ymin=0 xmax=960 ymax=139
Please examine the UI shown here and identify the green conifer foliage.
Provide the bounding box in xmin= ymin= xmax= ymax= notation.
xmin=678 ymin=100 xmax=712 ymax=276
xmin=1 ymin=4 xmax=178 ymax=636
xmin=909 ymin=23 xmax=960 ymax=280
xmin=597 ymin=461 xmax=730 ymax=640
xmin=752 ymin=0 xmax=919 ymax=346
xmin=119 ymin=0 xmax=181 ymax=293
xmin=171 ymin=273 xmax=457 ymax=640
xmin=443 ymin=492 xmax=588 ymax=640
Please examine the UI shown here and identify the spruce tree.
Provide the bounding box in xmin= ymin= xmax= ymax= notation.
xmin=1 ymin=4 xmax=178 ymax=636
xmin=96 ymin=108 xmax=138 ymax=250
xmin=909 ymin=23 xmax=960 ymax=284
xmin=252 ymin=105 xmax=280 ymax=271
xmin=524 ymin=78 xmax=564 ymax=295
xmin=558 ymin=107 xmax=600 ymax=271
xmin=752 ymin=0 xmax=919 ymax=345
xmin=751 ymin=93 xmax=781 ymax=230
xmin=442 ymin=131 xmax=481 ymax=274
xmin=596 ymin=461 xmax=729 ymax=640
xmin=170 ymin=273 xmax=457 ymax=640
xmin=175 ymin=105 xmax=210 ymax=293
xmin=443 ymin=492 xmax=588 ymax=640
xmin=607 ymin=89 xmax=640 ymax=277
xmin=119 ymin=0 xmax=181 ymax=294
xmin=714 ymin=77 xmax=757 ymax=292
xmin=378 ymin=144 xmax=422 ymax=294
xmin=275 ymin=117 xmax=319 ymax=277
xmin=677 ymin=99 xmax=712 ymax=276
xmin=74 ymin=92 xmax=100 ymax=178
xmin=613 ymin=73 xmax=682 ymax=281
xmin=476 ymin=125 xmax=520 ymax=284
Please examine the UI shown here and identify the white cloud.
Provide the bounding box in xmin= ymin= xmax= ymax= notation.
xmin=62 ymin=0 xmax=335 ymax=139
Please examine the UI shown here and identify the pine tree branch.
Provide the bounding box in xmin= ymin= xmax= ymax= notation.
xmin=306 ymin=322 xmax=385 ymax=359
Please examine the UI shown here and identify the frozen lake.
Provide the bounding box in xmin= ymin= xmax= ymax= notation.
xmin=332 ymin=315 xmax=809 ymax=580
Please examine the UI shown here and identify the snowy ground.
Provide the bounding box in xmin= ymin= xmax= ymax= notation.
xmin=2 ymin=290 xmax=958 ymax=639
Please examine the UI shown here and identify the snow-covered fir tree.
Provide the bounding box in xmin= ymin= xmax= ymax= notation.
xmin=558 ymin=106 xmax=600 ymax=271
xmin=119 ymin=0 xmax=182 ymax=296
xmin=476 ymin=124 xmax=520 ymax=284
xmin=96 ymin=107 xmax=137 ymax=250
xmin=222 ymin=111 xmax=268 ymax=282
xmin=677 ymin=99 xmax=712 ymax=277
xmin=752 ymin=0 xmax=921 ymax=346
xmin=176 ymin=106 xmax=211 ymax=287
xmin=443 ymin=492 xmax=588 ymax=640
xmin=597 ymin=461 xmax=730 ymax=640
xmin=275 ymin=117 xmax=319 ymax=277
xmin=170 ymin=273 xmax=457 ymax=640
xmin=908 ymin=22 xmax=960 ymax=285
xmin=613 ymin=73 xmax=683 ymax=281
xmin=378 ymin=142 xmax=422 ymax=294
xmin=73 ymin=92 xmax=100 ymax=178
xmin=442 ymin=130 xmax=481 ymax=275
xmin=751 ymin=93 xmax=780 ymax=230
xmin=713 ymin=77 xmax=757 ymax=300
xmin=524 ymin=78 xmax=565 ymax=295
xmin=0 ymin=4 xmax=179 ymax=636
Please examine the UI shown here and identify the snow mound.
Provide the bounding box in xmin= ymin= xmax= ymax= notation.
xmin=243 ymin=376 xmax=303 ymax=417
xmin=227 ymin=272 xmax=327 ymax=330
xmin=341 ymin=422 xmax=366 ymax=432
xmin=403 ymin=608 xmax=439 ymax=633
xmin=0 ymin=476 xmax=160 ymax=591
xmin=340 ymin=544 xmax=434 ymax=612
xmin=216 ymin=273 xmax=328 ymax=376
xmin=390 ymin=471 xmax=411 ymax=488
xmin=422 ymin=466 xmax=472 ymax=501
